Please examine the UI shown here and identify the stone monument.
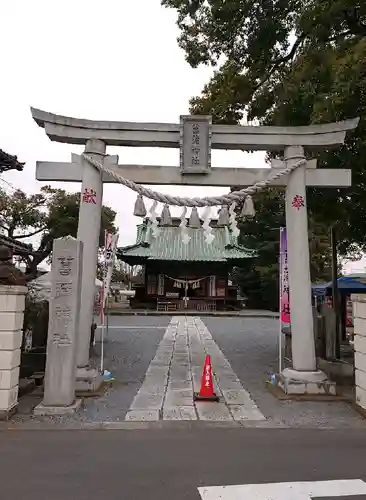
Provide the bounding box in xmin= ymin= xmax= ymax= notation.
xmin=0 ymin=246 xmax=27 ymax=419
xmin=34 ymin=236 xmax=83 ymax=415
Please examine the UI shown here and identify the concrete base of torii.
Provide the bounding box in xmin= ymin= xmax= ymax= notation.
xmin=34 ymin=399 xmax=83 ymax=416
xmin=75 ymin=367 xmax=103 ymax=394
xmin=278 ymin=368 xmax=336 ymax=396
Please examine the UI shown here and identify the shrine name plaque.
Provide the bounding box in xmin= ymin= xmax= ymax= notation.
xmin=180 ymin=115 xmax=212 ymax=174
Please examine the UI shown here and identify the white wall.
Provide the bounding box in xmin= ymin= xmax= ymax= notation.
xmin=352 ymin=294 xmax=366 ymax=409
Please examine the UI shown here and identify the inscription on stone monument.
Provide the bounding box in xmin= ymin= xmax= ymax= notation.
xmin=57 ymin=256 xmax=74 ymax=276
xmin=42 ymin=236 xmax=83 ymax=407
xmin=180 ymin=115 xmax=212 ymax=174
xmin=55 ymin=281 xmax=73 ymax=298
xmin=52 ymin=304 xmax=72 ymax=346
xmin=52 ymin=253 xmax=77 ymax=347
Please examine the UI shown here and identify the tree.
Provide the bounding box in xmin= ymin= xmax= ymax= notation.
xmin=0 ymin=186 xmax=117 ymax=278
xmin=232 ymin=188 xmax=333 ymax=310
xmin=162 ymin=0 xmax=366 ymax=255
xmin=96 ymin=262 xmax=127 ymax=283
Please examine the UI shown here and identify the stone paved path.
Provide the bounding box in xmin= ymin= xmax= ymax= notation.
xmin=125 ymin=316 xmax=265 ymax=422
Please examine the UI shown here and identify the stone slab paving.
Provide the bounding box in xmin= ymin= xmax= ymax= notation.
xmin=124 ymin=316 xmax=265 ymax=422
xmin=196 ymin=402 xmax=233 ymax=421
xmin=163 ymin=406 xmax=197 ymax=420
xmin=124 ymin=410 xmax=160 ymax=421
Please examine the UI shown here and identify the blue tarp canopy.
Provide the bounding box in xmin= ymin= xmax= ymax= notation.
xmin=312 ymin=277 xmax=366 ymax=297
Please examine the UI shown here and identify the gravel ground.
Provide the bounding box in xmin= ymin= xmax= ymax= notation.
xmin=11 ymin=316 xmax=170 ymax=425
xmin=203 ymin=317 xmax=366 ymax=428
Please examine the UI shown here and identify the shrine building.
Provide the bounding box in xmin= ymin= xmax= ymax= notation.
xmin=117 ymin=217 xmax=255 ymax=312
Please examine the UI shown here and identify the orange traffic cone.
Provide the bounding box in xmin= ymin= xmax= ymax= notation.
xmin=194 ymin=354 xmax=219 ymax=402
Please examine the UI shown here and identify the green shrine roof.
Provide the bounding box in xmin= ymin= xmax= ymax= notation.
xmin=117 ymin=220 xmax=255 ymax=264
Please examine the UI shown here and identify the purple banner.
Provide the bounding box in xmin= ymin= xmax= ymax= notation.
xmin=280 ymin=227 xmax=291 ymax=325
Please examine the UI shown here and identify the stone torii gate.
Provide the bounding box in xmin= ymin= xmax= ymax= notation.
xmin=31 ymin=108 xmax=358 ymax=394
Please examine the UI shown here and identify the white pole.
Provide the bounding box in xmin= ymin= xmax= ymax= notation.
xmin=100 ymin=232 xmax=119 ymax=374
xmin=103 ymin=265 xmax=113 ymax=343
xmin=106 ymin=303 xmax=110 ymax=345
xmin=100 ymin=259 xmax=108 ymax=374
xmin=100 ymin=321 xmax=105 ymax=373
xmin=100 ymin=278 xmax=106 ymax=373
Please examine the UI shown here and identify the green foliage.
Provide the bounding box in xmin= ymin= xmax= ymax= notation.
xmin=0 ymin=189 xmax=47 ymax=238
xmin=23 ymin=293 xmax=49 ymax=349
xmin=162 ymin=0 xmax=366 ymax=307
xmin=0 ymin=186 xmax=117 ymax=278
xmin=111 ymin=267 xmax=128 ymax=283
xmin=232 ymin=188 xmax=333 ymax=310
xmin=21 ymin=292 xmax=49 ymax=378
xmin=96 ymin=262 xmax=127 ymax=283
xmin=43 ymin=186 xmax=116 ymax=247
xmin=162 ymin=0 xmax=366 ymax=254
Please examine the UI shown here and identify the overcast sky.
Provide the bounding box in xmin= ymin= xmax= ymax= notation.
xmin=0 ymin=0 xmax=363 ymax=273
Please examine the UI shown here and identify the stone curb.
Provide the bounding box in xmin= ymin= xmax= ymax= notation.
xmin=0 ymin=421 xmax=240 ymax=431
xmin=107 ymin=311 xmax=279 ymax=319
xmin=0 ymin=419 xmax=293 ymax=431
xmin=2 ymin=420 xmax=363 ymax=431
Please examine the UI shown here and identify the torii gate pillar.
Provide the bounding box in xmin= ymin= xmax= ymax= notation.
xmin=283 ymin=147 xmax=319 ymax=376
xmin=75 ymin=139 xmax=105 ymax=391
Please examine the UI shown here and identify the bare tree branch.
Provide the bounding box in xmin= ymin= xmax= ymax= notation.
xmin=14 ymin=227 xmax=46 ymax=239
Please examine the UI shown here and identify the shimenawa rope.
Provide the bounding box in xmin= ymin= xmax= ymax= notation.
xmin=82 ymin=154 xmax=306 ymax=207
